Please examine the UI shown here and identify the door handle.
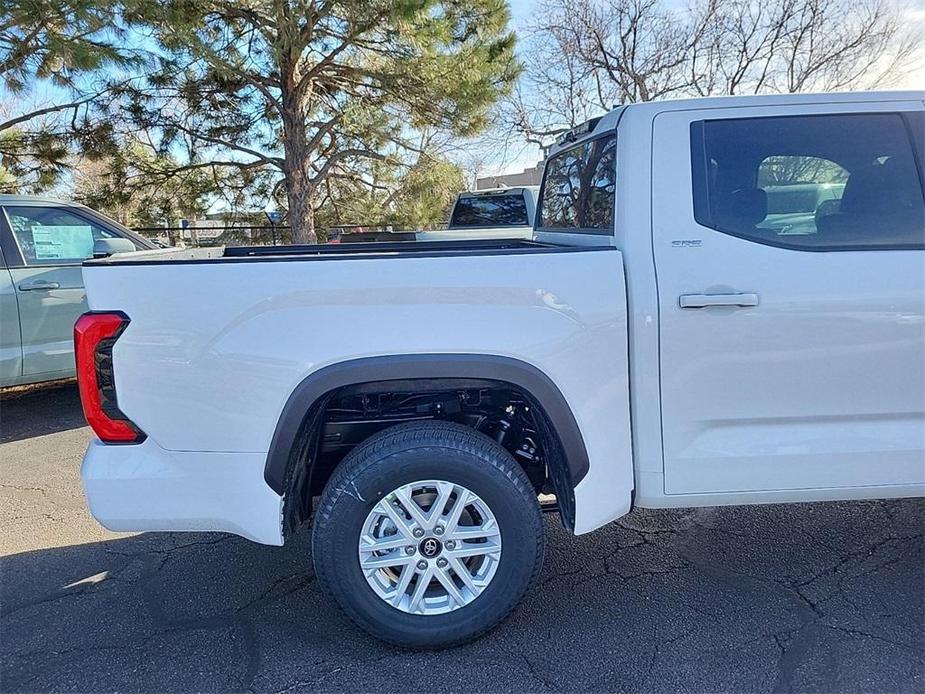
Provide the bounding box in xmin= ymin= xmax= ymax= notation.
xmin=18 ymin=280 xmax=61 ymax=291
xmin=679 ymin=292 xmax=759 ymax=308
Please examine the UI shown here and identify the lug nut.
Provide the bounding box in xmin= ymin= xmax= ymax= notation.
xmin=413 ymin=528 xmax=424 ymax=538
xmin=445 ymin=540 xmax=455 ymax=550
xmin=405 ymin=546 xmax=415 ymax=555
xmin=434 ymin=525 xmax=444 ymax=536
xmin=437 ymin=558 xmax=448 ymax=568
xmin=417 ymin=560 xmax=427 ymax=570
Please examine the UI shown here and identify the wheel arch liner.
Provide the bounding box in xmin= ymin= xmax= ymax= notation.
xmin=263 ymin=354 xmax=590 ymax=524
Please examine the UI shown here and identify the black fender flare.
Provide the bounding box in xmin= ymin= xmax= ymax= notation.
xmin=264 ymin=354 xmax=590 ymax=526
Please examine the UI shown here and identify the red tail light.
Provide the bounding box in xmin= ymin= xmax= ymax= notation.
xmin=74 ymin=311 xmax=145 ymax=444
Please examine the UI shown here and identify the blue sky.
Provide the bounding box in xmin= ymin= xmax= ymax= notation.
xmin=7 ymin=0 xmax=924 ymax=184
xmin=486 ymin=0 xmax=925 ymax=176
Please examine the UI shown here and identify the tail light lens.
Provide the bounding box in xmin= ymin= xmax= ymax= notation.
xmin=74 ymin=311 xmax=146 ymax=444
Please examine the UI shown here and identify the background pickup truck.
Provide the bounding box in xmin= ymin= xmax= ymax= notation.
xmin=415 ymin=186 xmax=538 ymax=241
xmin=77 ymin=91 xmax=924 ymax=648
xmin=331 ymin=187 xmax=538 ymax=243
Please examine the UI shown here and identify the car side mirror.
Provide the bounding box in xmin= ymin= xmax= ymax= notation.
xmin=93 ymin=238 xmax=137 ymax=258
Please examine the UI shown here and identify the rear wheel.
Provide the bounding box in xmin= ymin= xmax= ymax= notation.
xmin=312 ymin=421 xmax=545 ymax=648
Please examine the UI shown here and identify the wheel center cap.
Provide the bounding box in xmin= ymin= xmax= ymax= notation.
xmin=419 ymin=537 xmax=442 ymax=558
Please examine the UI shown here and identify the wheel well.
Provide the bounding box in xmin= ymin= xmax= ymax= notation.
xmin=278 ymin=377 xmax=578 ymax=538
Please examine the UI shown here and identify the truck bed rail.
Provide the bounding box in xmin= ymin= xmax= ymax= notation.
xmin=223 ymin=238 xmax=550 ymax=257
xmin=86 ymin=238 xmax=616 ymax=266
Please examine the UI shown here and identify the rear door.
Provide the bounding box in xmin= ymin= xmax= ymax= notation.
xmin=651 ymin=100 xmax=925 ymax=496
xmin=0 ymin=205 xmax=144 ymax=380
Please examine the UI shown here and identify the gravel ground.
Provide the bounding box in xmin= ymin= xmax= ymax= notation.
xmin=1 ymin=383 xmax=923 ymax=693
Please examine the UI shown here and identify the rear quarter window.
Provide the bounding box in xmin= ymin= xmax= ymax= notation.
xmin=538 ymin=134 xmax=616 ymax=234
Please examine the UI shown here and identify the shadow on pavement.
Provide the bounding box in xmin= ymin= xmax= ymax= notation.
xmin=0 ymin=383 xmax=86 ymax=444
xmin=1 ymin=500 xmax=922 ymax=693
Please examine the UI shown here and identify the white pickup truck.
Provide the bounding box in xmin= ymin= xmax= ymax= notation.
xmin=415 ymin=187 xmax=538 ymax=241
xmin=77 ymin=91 xmax=924 ymax=647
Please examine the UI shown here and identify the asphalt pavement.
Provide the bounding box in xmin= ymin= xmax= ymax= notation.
xmin=1 ymin=383 xmax=923 ymax=693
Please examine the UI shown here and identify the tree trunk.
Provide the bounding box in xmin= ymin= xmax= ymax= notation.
xmin=280 ymin=81 xmax=317 ymax=245
xmin=286 ymin=168 xmax=316 ymax=244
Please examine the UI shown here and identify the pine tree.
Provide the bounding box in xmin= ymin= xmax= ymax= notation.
xmin=118 ymin=0 xmax=519 ymax=243
xmin=0 ymin=0 xmax=136 ymax=191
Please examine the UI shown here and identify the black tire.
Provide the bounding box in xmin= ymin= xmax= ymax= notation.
xmin=312 ymin=420 xmax=545 ymax=648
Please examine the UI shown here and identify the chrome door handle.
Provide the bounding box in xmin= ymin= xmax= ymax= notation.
xmin=18 ymin=280 xmax=61 ymax=291
xmin=679 ymin=292 xmax=759 ymax=308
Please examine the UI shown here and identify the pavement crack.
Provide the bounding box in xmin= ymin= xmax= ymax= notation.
xmin=271 ymin=654 xmax=394 ymax=693
xmin=0 ymin=584 xmax=94 ymax=620
xmin=519 ymin=652 xmax=560 ymax=691
xmin=234 ymin=572 xmax=317 ymax=615
xmin=793 ymin=534 xmax=921 ymax=591
xmin=0 ymin=483 xmax=49 ymax=496
xmin=825 ymin=625 xmax=920 ymax=653
xmin=1 ymin=558 xmax=133 ymax=620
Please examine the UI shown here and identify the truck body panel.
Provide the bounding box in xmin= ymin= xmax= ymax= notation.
xmin=652 ymin=100 xmax=925 ymax=499
xmin=82 ymin=241 xmax=634 ymax=537
xmin=79 ymin=91 xmax=925 ymax=553
xmin=82 ymin=438 xmax=283 ymax=544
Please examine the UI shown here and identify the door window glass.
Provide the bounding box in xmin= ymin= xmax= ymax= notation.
xmin=690 ymin=113 xmax=925 ymax=250
xmin=538 ymin=133 xmax=616 ymax=233
xmin=5 ymin=206 xmax=134 ymax=265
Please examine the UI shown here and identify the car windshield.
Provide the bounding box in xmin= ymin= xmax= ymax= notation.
xmin=451 ymin=194 xmax=528 ymax=227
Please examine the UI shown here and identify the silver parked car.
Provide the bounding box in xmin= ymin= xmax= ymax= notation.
xmin=0 ymin=196 xmax=156 ymax=387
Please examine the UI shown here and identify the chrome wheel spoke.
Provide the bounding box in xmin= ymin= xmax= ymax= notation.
xmin=360 ymin=552 xmax=413 ymax=572
xmin=443 ymin=489 xmax=470 ymax=535
xmin=425 ymin=481 xmax=454 ymax=530
xmin=448 ymin=540 xmax=502 ymax=560
xmin=447 ymin=555 xmax=477 ymax=593
xmin=449 ymin=521 xmax=499 ymax=542
xmin=434 ymin=566 xmax=465 ymax=607
xmin=377 ymin=499 xmax=415 ymax=539
xmin=358 ymin=479 xmax=502 ymax=616
xmin=360 ymin=534 xmax=409 ymax=552
xmin=408 ymin=565 xmax=435 ymax=613
xmin=394 ymin=487 xmax=429 ymax=528
xmin=392 ymin=564 xmax=415 ymax=607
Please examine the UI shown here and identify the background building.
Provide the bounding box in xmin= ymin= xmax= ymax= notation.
xmin=475 ymin=163 xmax=543 ymax=190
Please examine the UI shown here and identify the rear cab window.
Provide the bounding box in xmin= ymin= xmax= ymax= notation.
xmin=538 ymin=133 xmax=616 ymax=234
xmin=450 ymin=193 xmax=529 ymax=227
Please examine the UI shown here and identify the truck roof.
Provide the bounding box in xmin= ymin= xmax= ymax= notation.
xmin=549 ymin=90 xmax=925 ymax=158
xmin=0 ymin=194 xmax=93 ymax=207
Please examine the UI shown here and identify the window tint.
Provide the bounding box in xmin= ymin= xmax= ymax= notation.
xmin=451 ymin=194 xmax=528 ymax=227
xmin=691 ymin=113 xmax=924 ymax=250
xmin=539 ymin=134 xmax=616 ymax=233
xmin=5 ymin=206 xmax=135 ymax=265
xmin=586 ymin=136 xmax=617 ymax=229
xmin=540 ymin=143 xmax=585 ymax=229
